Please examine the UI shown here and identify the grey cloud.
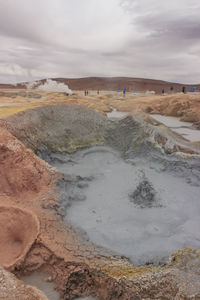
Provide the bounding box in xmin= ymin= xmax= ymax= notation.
xmin=0 ymin=3 xmax=47 ymax=44
xmin=0 ymin=0 xmax=200 ymax=84
xmin=136 ymin=13 xmax=200 ymax=41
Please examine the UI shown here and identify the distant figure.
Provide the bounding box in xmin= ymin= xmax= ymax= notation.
xmin=97 ymin=90 xmax=100 ymax=94
xmin=87 ymin=90 xmax=89 ymax=95
xmin=162 ymin=89 xmax=165 ymax=95
xmin=123 ymin=88 xmax=126 ymax=96
xmin=182 ymin=86 xmax=186 ymax=93
xmin=84 ymin=90 xmax=87 ymax=96
xmin=170 ymin=86 xmax=174 ymax=92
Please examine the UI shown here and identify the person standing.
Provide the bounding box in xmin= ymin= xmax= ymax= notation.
xmin=182 ymin=86 xmax=186 ymax=93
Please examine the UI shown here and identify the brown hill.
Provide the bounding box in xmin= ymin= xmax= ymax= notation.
xmin=0 ymin=83 xmax=17 ymax=89
xmin=1 ymin=77 xmax=200 ymax=94
xmin=55 ymin=77 xmax=200 ymax=94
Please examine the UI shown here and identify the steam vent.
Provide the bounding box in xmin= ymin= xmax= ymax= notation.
xmin=0 ymin=101 xmax=200 ymax=300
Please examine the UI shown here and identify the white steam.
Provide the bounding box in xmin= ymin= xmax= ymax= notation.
xmin=25 ymin=81 xmax=38 ymax=90
xmin=37 ymin=79 xmax=72 ymax=95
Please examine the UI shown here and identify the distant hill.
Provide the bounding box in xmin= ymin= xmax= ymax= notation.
xmin=0 ymin=83 xmax=17 ymax=89
xmin=1 ymin=77 xmax=200 ymax=94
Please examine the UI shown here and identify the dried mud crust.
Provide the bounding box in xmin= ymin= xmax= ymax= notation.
xmin=0 ymin=106 xmax=200 ymax=299
xmin=0 ymin=206 xmax=40 ymax=269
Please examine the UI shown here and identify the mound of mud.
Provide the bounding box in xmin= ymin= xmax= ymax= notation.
xmin=129 ymin=174 xmax=160 ymax=209
xmin=2 ymin=104 xmax=154 ymax=157
xmin=3 ymin=105 xmax=111 ymax=153
xmin=0 ymin=206 xmax=40 ymax=269
xmin=2 ymin=104 xmax=197 ymax=156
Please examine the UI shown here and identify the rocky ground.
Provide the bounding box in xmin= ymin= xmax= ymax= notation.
xmin=0 ymin=90 xmax=200 ymax=299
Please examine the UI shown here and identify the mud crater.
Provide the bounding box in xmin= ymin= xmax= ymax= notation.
xmin=3 ymin=105 xmax=200 ymax=299
xmin=45 ymin=145 xmax=200 ymax=266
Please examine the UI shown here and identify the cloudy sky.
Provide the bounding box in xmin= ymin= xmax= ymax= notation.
xmin=0 ymin=0 xmax=200 ymax=84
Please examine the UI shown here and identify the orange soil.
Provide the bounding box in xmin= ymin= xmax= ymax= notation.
xmin=0 ymin=206 xmax=40 ymax=269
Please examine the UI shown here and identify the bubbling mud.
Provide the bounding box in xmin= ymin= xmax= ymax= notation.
xmin=48 ymin=145 xmax=200 ymax=266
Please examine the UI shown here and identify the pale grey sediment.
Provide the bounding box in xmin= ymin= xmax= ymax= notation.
xmin=48 ymin=145 xmax=200 ymax=266
xmin=152 ymin=114 xmax=200 ymax=142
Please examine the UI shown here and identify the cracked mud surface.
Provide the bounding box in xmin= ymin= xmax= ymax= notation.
xmin=0 ymin=104 xmax=200 ymax=299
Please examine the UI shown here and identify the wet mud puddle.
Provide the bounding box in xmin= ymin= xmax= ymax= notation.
xmin=152 ymin=114 xmax=200 ymax=142
xmin=50 ymin=146 xmax=200 ymax=265
xmin=21 ymin=272 xmax=59 ymax=300
xmin=21 ymin=272 xmax=96 ymax=300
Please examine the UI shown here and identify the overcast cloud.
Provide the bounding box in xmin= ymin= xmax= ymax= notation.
xmin=0 ymin=0 xmax=200 ymax=84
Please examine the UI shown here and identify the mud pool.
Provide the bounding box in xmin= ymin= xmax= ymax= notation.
xmin=47 ymin=145 xmax=200 ymax=266
xmin=21 ymin=272 xmax=97 ymax=300
xmin=152 ymin=114 xmax=200 ymax=142
xmin=21 ymin=272 xmax=59 ymax=300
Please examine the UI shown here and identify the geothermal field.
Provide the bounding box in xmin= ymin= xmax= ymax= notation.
xmin=0 ymin=81 xmax=200 ymax=299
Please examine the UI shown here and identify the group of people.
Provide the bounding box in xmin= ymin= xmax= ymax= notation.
xmin=84 ymin=90 xmax=100 ymax=96
xmin=84 ymin=86 xmax=187 ymax=96
xmin=84 ymin=89 xmax=127 ymax=96
xmin=162 ymin=86 xmax=186 ymax=95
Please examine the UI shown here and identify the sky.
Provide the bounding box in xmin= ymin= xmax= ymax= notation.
xmin=0 ymin=0 xmax=200 ymax=84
